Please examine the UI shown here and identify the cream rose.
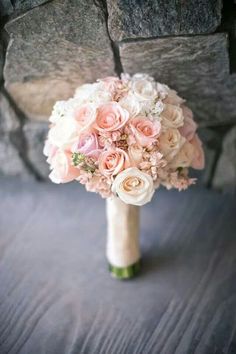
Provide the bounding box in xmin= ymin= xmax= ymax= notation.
xmin=132 ymin=77 xmax=157 ymax=101
xmin=179 ymin=105 xmax=197 ymax=141
xmin=169 ymin=141 xmax=195 ymax=169
xmin=48 ymin=118 xmax=79 ymax=148
xmin=159 ymin=128 xmax=185 ymax=161
xmin=112 ymin=167 xmax=155 ymax=206
xmin=161 ymin=104 xmax=184 ymax=129
xmin=163 ymin=88 xmax=185 ymax=105
xmin=128 ymin=144 xmax=144 ymax=165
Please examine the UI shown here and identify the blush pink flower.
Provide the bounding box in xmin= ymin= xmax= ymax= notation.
xmin=72 ymin=132 xmax=101 ymax=159
xmin=128 ymin=117 xmax=161 ymax=147
xmin=99 ymin=77 xmax=122 ymax=93
xmin=85 ymin=173 xmax=112 ymax=198
xmin=95 ymin=102 xmax=129 ymax=132
xmin=74 ymin=104 xmax=97 ymax=133
xmin=179 ymin=105 xmax=197 ymax=141
xmin=99 ymin=77 xmax=129 ymax=101
xmin=98 ymin=130 xmax=122 ymax=148
xmin=190 ymin=134 xmax=205 ymax=170
xmin=49 ymin=150 xmax=80 ymax=183
xmin=99 ymin=148 xmax=131 ymax=177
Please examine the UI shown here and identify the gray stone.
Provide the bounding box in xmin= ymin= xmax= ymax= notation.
xmin=4 ymin=0 xmax=115 ymax=121
xmin=213 ymin=126 xmax=236 ymax=190
xmin=120 ymin=34 xmax=236 ymax=127
xmin=0 ymin=0 xmax=49 ymax=17
xmin=23 ymin=121 xmax=50 ymax=179
xmin=0 ymin=133 xmax=29 ymax=177
xmin=107 ymin=0 xmax=223 ymax=41
xmin=0 ymin=41 xmax=3 ymax=82
xmin=193 ymin=128 xmax=222 ymax=186
xmin=0 ymin=92 xmax=20 ymax=132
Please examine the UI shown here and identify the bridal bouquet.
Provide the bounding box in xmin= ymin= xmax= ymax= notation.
xmin=44 ymin=73 xmax=204 ymax=279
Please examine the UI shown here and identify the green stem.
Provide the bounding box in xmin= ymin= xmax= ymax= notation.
xmin=108 ymin=260 xmax=141 ymax=280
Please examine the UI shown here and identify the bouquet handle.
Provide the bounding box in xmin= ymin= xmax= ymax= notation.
xmin=106 ymin=197 xmax=141 ymax=279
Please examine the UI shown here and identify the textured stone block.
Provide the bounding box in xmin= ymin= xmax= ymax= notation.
xmin=23 ymin=122 xmax=49 ymax=179
xmin=0 ymin=92 xmax=20 ymax=132
xmin=107 ymin=0 xmax=223 ymax=41
xmin=0 ymin=41 xmax=3 ymax=81
xmin=0 ymin=92 xmax=30 ymax=177
xmin=0 ymin=134 xmax=29 ymax=177
xmin=0 ymin=0 xmax=49 ymax=17
xmin=4 ymin=0 xmax=115 ymax=121
xmin=213 ymin=126 xmax=236 ymax=190
xmin=120 ymin=34 xmax=236 ymax=126
xmin=196 ymin=128 xmax=224 ymax=186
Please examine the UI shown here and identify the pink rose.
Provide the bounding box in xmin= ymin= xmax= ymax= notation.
xmin=190 ymin=134 xmax=205 ymax=170
xmin=74 ymin=104 xmax=97 ymax=133
xmin=72 ymin=132 xmax=101 ymax=159
xmin=99 ymin=76 xmax=122 ymax=93
xmin=128 ymin=117 xmax=161 ymax=147
xmin=99 ymin=148 xmax=130 ymax=177
xmin=179 ymin=105 xmax=197 ymax=141
xmin=49 ymin=150 xmax=80 ymax=183
xmin=95 ymin=102 xmax=129 ymax=132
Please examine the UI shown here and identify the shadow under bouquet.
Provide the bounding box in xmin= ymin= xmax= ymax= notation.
xmin=44 ymin=73 xmax=204 ymax=279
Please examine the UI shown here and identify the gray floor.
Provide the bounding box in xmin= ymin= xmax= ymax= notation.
xmin=0 ymin=178 xmax=236 ymax=354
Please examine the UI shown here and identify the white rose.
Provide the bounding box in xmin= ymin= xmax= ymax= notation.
xmin=128 ymin=144 xmax=144 ymax=165
xmin=112 ymin=167 xmax=155 ymax=206
xmin=159 ymin=128 xmax=185 ymax=161
xmin=131 ymin=73 xmax=154 ymax=82
xmin=74 ymin=82 xmax=111 ymax=105
xmin=169 ymin=141 xmax=195 ymax=169
xmin=161 ymin=104 xmax=184 ymax=129
xmin=48 ymin=118 xmax=79 ymax=148
xmin=49 ymin=100 xmax=70 ymax=123
xmin=119 ymin=92 xmax=141 ymax=117
xmin=132 ymin=78 xmax=157 ymax=101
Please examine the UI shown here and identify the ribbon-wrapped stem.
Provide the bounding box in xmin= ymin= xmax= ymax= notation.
xmin=106 ymin=197 xmax=141 ymax=279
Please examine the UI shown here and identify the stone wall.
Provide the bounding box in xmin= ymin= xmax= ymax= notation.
xmin=0 ymin=0 xmax=236 ymax=190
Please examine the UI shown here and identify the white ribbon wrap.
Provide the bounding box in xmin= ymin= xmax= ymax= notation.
xmin=106 ymin=197 xmax=140 ymax=268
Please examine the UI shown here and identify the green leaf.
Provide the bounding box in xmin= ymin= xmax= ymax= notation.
xmin=72 ymin=152 xmax=85 ymax=166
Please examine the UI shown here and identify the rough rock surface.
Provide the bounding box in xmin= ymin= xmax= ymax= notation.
xmin=0 ymin=134 xmax=29 ymax=177
xmin=23 ymin=122 xmax=49 ymax=179
xmin=4 ymin=0 xmax=115 ymax=121
xmin=107 ymin=0 xmax=223 ymax=41
xmin=0 ymin=0 xmax=49 ymax=17
xmin=213 ymin=126 xmax=236 ymax=190
xmin=0 ymin=92 xmax=20 ymax=132
xmin=0 ymin=92 xmax=29 ymax=177
xmin=0 ymin=42 xmax=3 ymax=82
xmin=120 ymin=33 xmax=236 ymax=126
xmin=196 ymin=128 xmax=222 ymax=186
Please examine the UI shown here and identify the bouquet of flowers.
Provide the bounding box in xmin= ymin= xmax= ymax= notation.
xmin=44 ymin=73 xmax=204 ymax=279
